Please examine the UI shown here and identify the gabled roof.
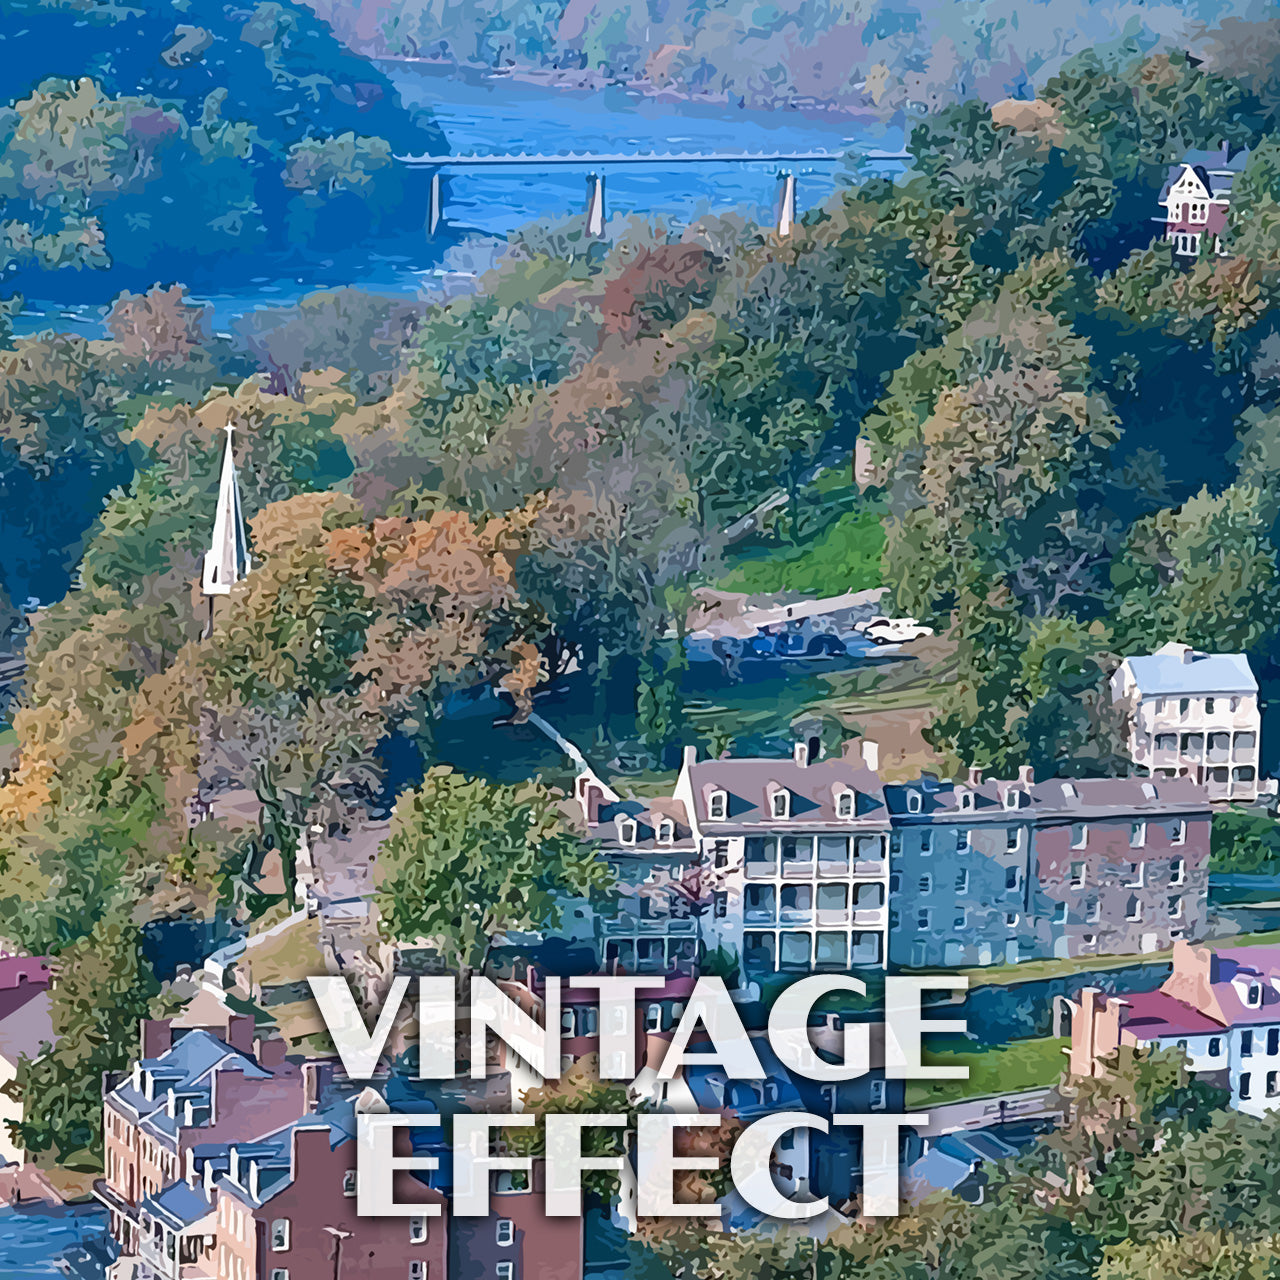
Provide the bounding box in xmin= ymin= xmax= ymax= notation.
xmin=1122 ymin=646 xmax=1256 ymax=696
xmin=1120 ymin=990 xmax=1224 ymax=1039
xmin=684 ymin=756 xmax=887 ymax=830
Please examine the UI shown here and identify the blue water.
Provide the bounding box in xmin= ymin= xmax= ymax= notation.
xmin=0 ymin=1204 xmax=112 ymax=1277
xmin=12 ymin=74 xmax=900 ymax=337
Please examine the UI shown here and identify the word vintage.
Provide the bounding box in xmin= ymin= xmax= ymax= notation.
xmin=312 ymin=973 xmax=970 ymax=1221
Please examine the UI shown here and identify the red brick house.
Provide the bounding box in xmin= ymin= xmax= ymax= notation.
xmin=1158 ymin=142 xmax=1249 ymax=259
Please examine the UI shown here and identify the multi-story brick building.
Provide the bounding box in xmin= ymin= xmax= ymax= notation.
xmin=97 ymin=1016 xmax=307 ymax=1260
xmin=212 ymin=1103 xmax=448 ymax=1280
xmin=1157 ymin=142 xmax=1249 ymax=258
xmin=1069 ymin=941 xmax=1280 ymax=1116
xmin=887 ymin=772 xmax=1210 ymax=967
xmin=1111 ymin=641 xmax=1261 ymax=802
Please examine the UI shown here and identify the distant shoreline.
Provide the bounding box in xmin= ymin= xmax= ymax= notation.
xmin=370 ymin=53 xmax=886 ymax=123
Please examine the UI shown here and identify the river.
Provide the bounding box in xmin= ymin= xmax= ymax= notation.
xmin=12 ymin=71 xmax=902 ymax=337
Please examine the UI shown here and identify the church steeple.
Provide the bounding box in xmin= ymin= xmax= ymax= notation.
xmin=201 ymin=423 xmax=251 ymax=597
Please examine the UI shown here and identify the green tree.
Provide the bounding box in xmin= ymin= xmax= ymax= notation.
xmin=374 ymin=768 xmax=612 ymax=970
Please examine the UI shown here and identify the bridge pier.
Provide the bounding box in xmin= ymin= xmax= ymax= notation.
xmin=776 ymin=170 xmax=797 ymax=237
xmin=585 ymin=172 xmax=606 ymax=238
xmin=427 ymin=171 xmax=443 ymax=237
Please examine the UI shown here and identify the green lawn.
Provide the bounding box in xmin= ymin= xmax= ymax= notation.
xmin=716 ymin=505 xmax=885 ymax=596
xmin=906 ymin=1036 xmax=1068 ymax=1109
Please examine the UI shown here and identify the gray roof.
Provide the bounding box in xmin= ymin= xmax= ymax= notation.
xmin=685 ymin=756 xmax=887 ymax=830
xmin=1124 ymin=649 xmax=1257 ymax=696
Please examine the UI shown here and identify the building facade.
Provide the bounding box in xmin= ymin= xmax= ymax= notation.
xmin=1069 ymin=941 xmax=1280 ymax=1116
xmin=1111 ymin=641 xmax=1261 ymax=802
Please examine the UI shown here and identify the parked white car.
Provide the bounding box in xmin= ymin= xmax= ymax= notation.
xmin=861 ymin=616 xmax=934 ymax=645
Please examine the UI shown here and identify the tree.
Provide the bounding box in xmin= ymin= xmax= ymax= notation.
xmin=374 ymin=768 xmax=612 ymax=970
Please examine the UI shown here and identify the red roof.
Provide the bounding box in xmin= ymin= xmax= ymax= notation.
xmin=1120 ymin=990 xmax=1224 ymax=1039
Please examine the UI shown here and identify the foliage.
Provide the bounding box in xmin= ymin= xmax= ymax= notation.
xmin=374 ymin=768 xmax=612 ymax=969
xmin=1210 ymin=806 xmax=1280 ymax=874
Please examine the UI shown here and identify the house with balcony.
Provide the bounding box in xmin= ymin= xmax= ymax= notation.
xmin=886 ymin=772 xmax=1211 ymax=967
xmin=1157 ymin=141 xmax=1249 ymax=258
xmin=1111 ymin=641 xmax=1261 ymax=801
xmin=1068 ymin=940 xmax=1280 ymax=1116
xmin=671 ymin=740 xmax=891 ymax=976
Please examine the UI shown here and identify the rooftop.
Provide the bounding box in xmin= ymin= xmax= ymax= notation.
xmin=1122 ymin=644 xmax=1257 ymax=697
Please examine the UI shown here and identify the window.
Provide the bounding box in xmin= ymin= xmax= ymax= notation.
xmin=712 ymin=840 xmax=729 ymax=868
xmin=1005 ymin=867 xmax=1021 ymax=892
xmin=1126 ymin=862 xmax=1145 ymax=888
xmin=954 ymin=910 xmax=968 ymax=929
xmin=1069 ymin=822 xmax=1088 ymax=851
xmin=1270 ymin=1028 xmax=1280 ymax=1056
xmin=657 ymin=819 xmax=674 ymax=845
xmin=1069 ymin=862 xmax=1086 ymax=888
xmin=496 ymin=1218 xmax=515 ymax=1246
xmin=955 ymin=870 xmax=969 ymax=893
xmin=1130 ymin=823 xmax=1146 ymax=849
xmin=410 ymin=1265 xmax=428 ymax=1280
xmin=1241 ymin=1072 xmax=1253 ymax=1100
xmin=1125 ymin=895 xmax=1141 ymax=922
xmin=918 ymin=874 xmax=932 ymax=894
xmin=619 ymin=820 xmax=637 ymax=845
xmin=869 ymin=1080 xmax=886 ymax=1110
xmin=889 ymin=831 xmax=902 ymax=855
xmin=907 ymin=791 xmax=922 ymax=814
xmin=496 ymin=1265 xmax=515 ymax=1280
xmin=1179 ymin=698 xmax=1190 ymax=716
xmin=708 ymin=790 xmax=727 ymax=821
xmin=1054 ymin=902 xmax=1068 ymax=923
xmin=770 ymin=791 xmax=790 ymax=819
xmin=836 ymin=791 xmax=854 ymax=819
xmin=1006 ymin=828 xmax=1022 ymax=852
xmin=343 ymin=1170 xmax=357 ymax=1197
xmin=955 ymin=829 xmax=969 ymax=853
xmin=1235 ymin=766 xmax=1257 ymax=783
xmin=1005 ymin=912 xmax=1019 ymax=928
xmin=916 ymin=909 xmax=931 ymax=930
xmin=1205 ymin=697 xmax=1215 ymax=714
xmin=270 ymin=1272 xmax=289 ymax=1280
xmin=958 ymin=790 xmax=974 ymax=811
xmin=1169 ymin=819 xmax=1186 ymax=846
xmin=410 ymin=1217 xmax=428 ymax=1245
xmin=646 ymin=1003 xmax=662 ymax=1033
xmin=1169 ymin=896 xmax=1183 ymax=920
xmin=1209 ymin=1037 xmax=1222 ymax=1058
xmin=920 ymin=830 xmax=934 ymax=855
xmin=1247 ymin=984 xmax=1263 ymax=1009
xmin=1268 ymin=1071 xmax=1279 ymax=1098
xmin=713 ymin=890 xmax=727 ymax=919
xmin=1154 ymin=733 xmax=1178 ymax=752
xmin=1243 ymin=1030 xmax=1255 ymax=1056
xmin=1171 ymin=858 xmax=1186 ymax=886
xmin=270 ymin=1220 xmax=290 ymax=1252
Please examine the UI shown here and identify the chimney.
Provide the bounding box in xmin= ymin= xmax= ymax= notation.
xmin=1018 ymin=765 xmax=1035 ymax=785
xmin=225 ymin=1013 xmax=255 ymax=1055
xmin=682 ymin=745 xmax=697 ymax=772
xmin=185 ymin=1147 xmax=197 ymax=1189
xmin=303 ymin=1061 xmax=322 ymax=1115
xmin=255 ymin=1035 xmax=288 ymax=1070
xmin=967 ymin=766 xmax=984 ymax=786
xmin=140 ymin=1018 xmax=173 ymax=1060
xmin=203 ymin=1157 xmax=215 ymax=1197
xmin=1182 ymin=645 xmax=1196 ymax=665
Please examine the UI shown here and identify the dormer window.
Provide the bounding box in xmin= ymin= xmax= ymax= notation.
xmin=1004 ymin=789 xmax=1029 ymax=810
xmin=617 ymin=819 xmax=638 ymax=846
xmin=770 ymin=790 xmax=791 ymax=820
xmin=907 ymin=791 xmax=922 ymax=814
xmin=657 ymin=819 xmax=674 ymax=845
xmin=1142 ymin=782 xmax=1157 ymax=800
xmin=1247 ymin=982 xmax=1263 ymax=1008
xmin=708 ymin=790 xmax=728 ymax=821
xmin=1062 ymin=783 xmax=1078 ymax=801
xmin=835 ymin=790 xmax=854 ymax=820
xmin=956 ymin=788 xmax=974 ymax=811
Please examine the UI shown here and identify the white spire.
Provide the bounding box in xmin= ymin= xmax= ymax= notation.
xmin=201 ymin=423 xmax=251 ymax=597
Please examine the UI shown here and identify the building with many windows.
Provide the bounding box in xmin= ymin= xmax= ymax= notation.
xmin=1111 ymin=641 xmax=1261 ymax=801
xmin=1068 ymin=941 xmax=1280 ymax=1116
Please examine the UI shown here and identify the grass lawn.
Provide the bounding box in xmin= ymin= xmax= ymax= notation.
xmin=905 ymin=1036 xmax=1068 ymax=1109
xmin=715 ymin=505 xmax=885 ymax=596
